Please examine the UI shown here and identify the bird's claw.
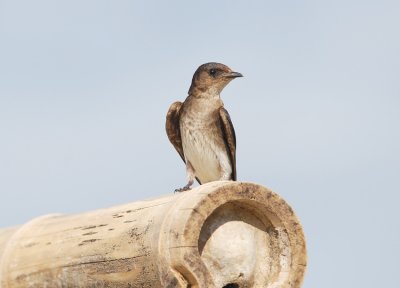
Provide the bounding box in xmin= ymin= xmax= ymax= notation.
xmin=174 ymin=186 xmax=192 ymax=193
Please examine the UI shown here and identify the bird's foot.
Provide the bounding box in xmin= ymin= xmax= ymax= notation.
xmin=174 ymin=185 xmax=192 ymax=193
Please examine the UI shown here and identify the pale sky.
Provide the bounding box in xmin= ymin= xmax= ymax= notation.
xmin=0 ymin=1 xmax=399 ymax=287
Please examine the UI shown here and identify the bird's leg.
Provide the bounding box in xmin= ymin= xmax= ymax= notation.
xmin=175 ymin=161 xmax=195 ymax=192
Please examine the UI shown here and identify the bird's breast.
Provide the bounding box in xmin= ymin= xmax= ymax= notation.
xmin=180 ymin=121 xmax=232 ymax=183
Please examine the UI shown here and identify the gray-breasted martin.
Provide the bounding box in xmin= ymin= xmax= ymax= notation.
xmin=166 ymin=62 xmax=242 ymax=192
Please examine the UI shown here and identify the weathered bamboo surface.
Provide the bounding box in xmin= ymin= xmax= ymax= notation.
xmin=0 ymin=181 xmax=307 ymax=288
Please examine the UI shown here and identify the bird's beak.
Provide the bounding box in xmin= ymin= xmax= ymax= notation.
xmin=223 ymin=71 xmax=243 ymax=78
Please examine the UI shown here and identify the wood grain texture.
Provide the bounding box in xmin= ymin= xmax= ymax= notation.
xmin=0 ymin=181 xmax=307 ymax=288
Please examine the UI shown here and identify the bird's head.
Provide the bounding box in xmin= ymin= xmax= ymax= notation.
xmin=188 ymin=62 xmax=243 ymax=96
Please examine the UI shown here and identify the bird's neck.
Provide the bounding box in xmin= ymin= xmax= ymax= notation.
xmin=186 ymin=91 xmax=223 ymax=107
xmin=189 ymin=85 xmax=223 ymax=99
xmin=183 ymin=93 xmax=223 ymax=122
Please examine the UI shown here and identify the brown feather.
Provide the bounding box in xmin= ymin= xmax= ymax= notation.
xmin=166 ymin=101 xmax=203 ymax=185
xmin=165 ymin=101 xmax=185 ymax=163
xmin=218 ymin=107 xmax=237 ymax=180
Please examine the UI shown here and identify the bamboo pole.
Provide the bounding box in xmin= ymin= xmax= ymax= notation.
xmin=0 ymin=181 xmax=307 ymax=288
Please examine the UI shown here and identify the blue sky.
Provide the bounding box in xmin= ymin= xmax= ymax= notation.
xmin=0 ymin=1 xmax=399 ymax=287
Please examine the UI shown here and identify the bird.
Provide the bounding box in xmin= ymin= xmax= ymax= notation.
xmin=166 ymin=62 xmax=242 ymax=192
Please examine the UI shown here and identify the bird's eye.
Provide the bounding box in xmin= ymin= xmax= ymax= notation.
xmin=209 ymin=69 xmax=217 ymax=76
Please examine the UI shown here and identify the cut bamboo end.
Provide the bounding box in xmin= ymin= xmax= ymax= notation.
xmin=0 ymin=181 xmax=306 ymax=288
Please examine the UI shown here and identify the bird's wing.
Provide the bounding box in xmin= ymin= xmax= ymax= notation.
xmin=166 ymin=101 xmax=185 ymax=163
xmin=219 ymin=107 xmax=237 ymax=181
